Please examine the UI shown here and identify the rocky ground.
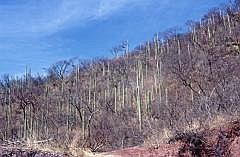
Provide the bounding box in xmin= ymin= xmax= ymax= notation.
xmin=1 ymin=120 xmax=240 ymax=157
xmin=0 ymin=146 xmax=70 ymax=157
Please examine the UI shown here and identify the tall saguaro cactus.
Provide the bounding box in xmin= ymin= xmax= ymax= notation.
xmin=177 ymin=40 xmax=181 ymax=67
xmin=136 ymin=60 xmax=142 ymax=132
xmin=227 ymin=13 xmax=232 ymax=34
xmin=114 ymin=86 xmax=117 ymax=113
xmin=154 ymin=33 xmax=160 ymax=60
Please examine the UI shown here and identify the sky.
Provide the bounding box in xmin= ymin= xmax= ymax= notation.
xmin=0 ymin=0 xmax=229 ymax=76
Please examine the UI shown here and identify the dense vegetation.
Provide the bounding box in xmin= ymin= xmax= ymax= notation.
xmin=1 ymin=1 xmax=240 ymax=153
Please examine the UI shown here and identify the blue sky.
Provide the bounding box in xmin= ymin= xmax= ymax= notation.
xmin=0 ymin=0 xmax=228 ymax=76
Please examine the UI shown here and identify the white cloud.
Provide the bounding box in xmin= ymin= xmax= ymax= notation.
xmin=0 ymin=0 xmax=144 ymax=37
xmin=97 ymin=0 xmax=132 ymax=17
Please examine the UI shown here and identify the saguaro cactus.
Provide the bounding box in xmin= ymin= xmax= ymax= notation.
xmin=177 ymin=40 xmax=181 ymax=67
xmin=227 ymin=13 xmax=232 ymax=34
xmin=114 ymin=86 xmax=117 ymax=113
xmin=136 ymin=60 xmax=142 ymax=132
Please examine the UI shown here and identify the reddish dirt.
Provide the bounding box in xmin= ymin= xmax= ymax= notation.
xmin=101 ymin=143 xmax=182 ymax=157
xmin=230 ymin=137 xmax=240 ymax=157
xmin=101 ymin=120 xmax=240 ymax=157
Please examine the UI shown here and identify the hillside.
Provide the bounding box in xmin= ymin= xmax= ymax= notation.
xmin=1 ymin=1 xmax=240 ymax=156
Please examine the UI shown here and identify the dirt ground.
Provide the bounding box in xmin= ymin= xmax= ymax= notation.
xmin=100 ymin=120 xmax=240 ymax=157
xmin=1 ymin=120 xmax=240 ymax=157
